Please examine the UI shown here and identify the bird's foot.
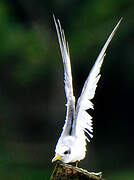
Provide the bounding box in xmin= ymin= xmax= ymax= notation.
xmin=75 ymin=161 xmax=79 ymax=167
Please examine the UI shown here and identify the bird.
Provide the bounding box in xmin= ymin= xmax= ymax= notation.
xmin=52 ymin=16 xmax=122 ymax=165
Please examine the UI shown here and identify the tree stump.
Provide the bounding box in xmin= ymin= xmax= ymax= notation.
xmin=50 ymin=162 xmax=102 ymax=180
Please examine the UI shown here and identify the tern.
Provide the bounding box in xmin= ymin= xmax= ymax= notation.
xmin=52 ymin=16 xmax=122 ymax=165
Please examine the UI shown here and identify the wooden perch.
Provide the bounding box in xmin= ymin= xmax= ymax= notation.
xmin=50 ymin=162 xmax=102 ymax=180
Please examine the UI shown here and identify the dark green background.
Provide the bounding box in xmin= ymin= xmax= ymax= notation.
xmin=0 ymin=0 xmax=133 ymax=179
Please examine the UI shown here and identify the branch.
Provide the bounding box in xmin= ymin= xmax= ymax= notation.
xmin=50 ymin=162 xmax=102 ymax=180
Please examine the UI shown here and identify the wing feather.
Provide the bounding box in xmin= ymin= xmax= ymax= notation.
xmin=73 ymin=18 xmax=122 ymax=140
xmin=53 ymin=15 xmax=75 ymax=137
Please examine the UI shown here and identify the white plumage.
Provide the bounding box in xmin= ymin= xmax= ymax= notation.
xmin=52 ymin=16 xmax=122 ymax=164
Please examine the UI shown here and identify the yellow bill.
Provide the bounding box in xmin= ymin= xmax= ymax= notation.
xmin=52 ymin=155 xmax=62 ymax=162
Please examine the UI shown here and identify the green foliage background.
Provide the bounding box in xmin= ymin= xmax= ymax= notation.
xmin=0 ymin=0 xmax=133 ymax=179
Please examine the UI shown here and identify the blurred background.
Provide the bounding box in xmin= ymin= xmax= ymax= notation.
xmin=0 ymin=0 xmax=133 ymax=179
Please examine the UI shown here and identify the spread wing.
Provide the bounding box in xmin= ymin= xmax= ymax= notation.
xmin=73 ymin=18 xmax=122 ymax=141
xmin=53 ymin=15 xmax=75 ymax=137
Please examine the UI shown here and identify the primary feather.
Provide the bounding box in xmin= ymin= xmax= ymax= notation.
xmin=53 ymin=15 xmax=75 ymax=137
xmin=74 ymin=18 xmax=123 ymax=141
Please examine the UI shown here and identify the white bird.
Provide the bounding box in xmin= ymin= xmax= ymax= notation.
xmin=52 ymin=16 xmax=122 ymax=165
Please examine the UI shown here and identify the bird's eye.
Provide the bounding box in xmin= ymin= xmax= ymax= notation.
xmin=64 ymin=150 xmax=71 ymax=155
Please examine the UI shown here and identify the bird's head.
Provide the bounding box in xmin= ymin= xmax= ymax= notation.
xmin=52 ymin=145 xmax=71 ymax=163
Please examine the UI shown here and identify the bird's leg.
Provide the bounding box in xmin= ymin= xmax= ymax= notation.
xmin=75 ymin=161 xmax=79 ymax=167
